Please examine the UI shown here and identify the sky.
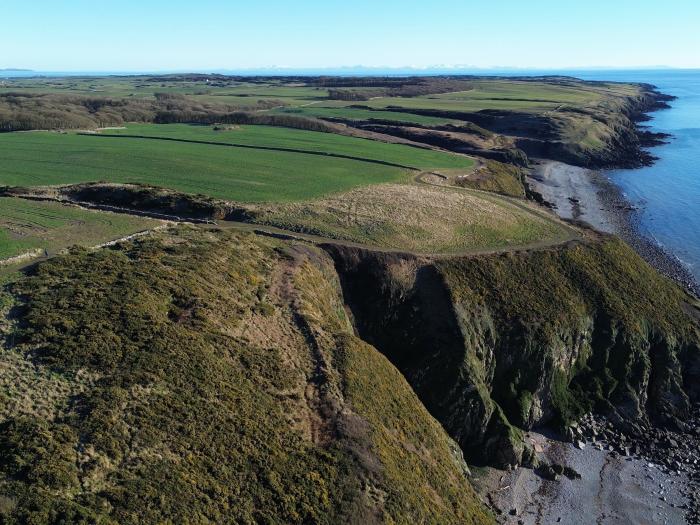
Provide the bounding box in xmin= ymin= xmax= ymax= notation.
xmin=2 ymin=0 xmax=700 ymax=72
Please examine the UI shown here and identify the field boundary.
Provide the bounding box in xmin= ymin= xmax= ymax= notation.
xmin=1 ymin=188 xmax=583 ymax=260
xmin=78 ymin=132 xmax=423 ymax=171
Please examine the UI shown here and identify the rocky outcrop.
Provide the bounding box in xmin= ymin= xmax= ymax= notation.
xmin=368 ymin=85 xmax=674 ymax=169
xmin=324 ymin=237 xmax=700 ymax=468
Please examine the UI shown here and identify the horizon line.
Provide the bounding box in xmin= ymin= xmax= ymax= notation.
xmin=4 ymin=65 xmax=700 ymax=75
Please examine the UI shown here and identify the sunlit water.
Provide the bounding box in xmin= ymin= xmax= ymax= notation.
xmin=575 ymin=70 xmax=700 ymax=282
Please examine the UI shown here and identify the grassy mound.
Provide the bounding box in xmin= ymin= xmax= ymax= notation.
xmin=249 ymin=182 xmax=573 ymax=253
xmin=0 ymin=227 xmax=492 ymax=524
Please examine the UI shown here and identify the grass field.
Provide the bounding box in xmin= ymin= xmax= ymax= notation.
xmin=316 ymin=79 xmax=634 ymax=114
xmin=273 ymin=106 xmax=461 ymax=125
xmin=102 ymin=123 xmax=474 ymax=170
xmin=0 ymin=197 xmax=158 ymax=260
xmin=0 ymin=126 xmax=473 ymax=202
xmin=248 ymin=183 xmax=574 ymax=253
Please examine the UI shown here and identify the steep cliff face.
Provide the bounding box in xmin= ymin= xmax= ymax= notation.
xmin=325 ymin=237 xmax=700 ymax=467
xmin=367 ymin=85 xmax=673 ymax=170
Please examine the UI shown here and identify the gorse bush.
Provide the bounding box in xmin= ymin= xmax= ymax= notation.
xmin=0 ymin=227 xmax=493 ymax=524
xmin=0 ymin=92 xmax=328 ymax=132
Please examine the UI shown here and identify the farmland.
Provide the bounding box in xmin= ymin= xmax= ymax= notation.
xmin=0 ymin=130 xmax=410 ymax=202
xmin=99 ymin=123 xmax=475 ymax=170
xmin=0 ymin=74 xmax=650 ymax=254
xmin=0 ymin=197 xmax=158 ymax=260
xmin=0 ymin=76 xmax=328 ymax=107
xmin=272 ymin=106 xmax=461 ymax=125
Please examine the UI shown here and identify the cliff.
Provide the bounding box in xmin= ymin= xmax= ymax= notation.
xmin=325 ymin=235 xmax=699 ymax=467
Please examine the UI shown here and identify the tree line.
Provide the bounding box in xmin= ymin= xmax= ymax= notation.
xmin=0 ymin=92 xmax=337 ymax=134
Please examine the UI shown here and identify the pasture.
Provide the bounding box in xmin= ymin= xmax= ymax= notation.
xmin=273 ymin=106 xmax=461 ymax=125
xmin=0 ymin=127 xmax=473 ymax=202
xmin=101 ymin=123 xmax=474 ymax=170
xmin=247 ymin=182 xmax=574 ymax=253
xmin=0 ymin=197 xmax=158 ymax=260
xmin=317 ymin=79 xmax=630 ymax=113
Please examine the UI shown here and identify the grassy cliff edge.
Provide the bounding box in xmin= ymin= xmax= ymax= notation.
xmin=0 ymin=227 xmax=492 ymax=524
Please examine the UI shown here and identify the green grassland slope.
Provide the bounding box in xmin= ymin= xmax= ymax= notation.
xmin=0 ymin=227 xmax=493 ymax=524
xmin=0 ymin=197 xmax=158 ymax=260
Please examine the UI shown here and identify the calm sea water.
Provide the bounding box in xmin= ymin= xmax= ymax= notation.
xmin=572 ymin=70 xmax=700 ymax=282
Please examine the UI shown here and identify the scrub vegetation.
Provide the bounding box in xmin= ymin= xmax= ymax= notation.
xmin=0 ymin=227 xmax=493 ymax=524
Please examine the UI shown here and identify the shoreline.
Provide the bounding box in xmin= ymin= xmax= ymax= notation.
xmin=511 ymin=86 xmax=700 ymax=523
xmin=527 ymin=160 xmax=700 ymax=297
xmin=476 ymin=428 xmax=691 ymax=524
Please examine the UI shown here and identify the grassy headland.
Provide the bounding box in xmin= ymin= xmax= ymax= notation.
xmin=0 ymin=227 xmax=493 ymax=524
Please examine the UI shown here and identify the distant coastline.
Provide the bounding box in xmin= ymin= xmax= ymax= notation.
xmin=1 ymin=66 xmax=698 ymax=79
xmin=528 ymin=84 xmax=700 ymax=296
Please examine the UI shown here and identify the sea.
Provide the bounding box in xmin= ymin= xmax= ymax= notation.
xmin=573 ymin=69 xmax=700 ymax=284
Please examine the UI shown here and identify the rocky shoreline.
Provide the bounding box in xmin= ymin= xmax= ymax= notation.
xmin=595 ymin=171 xmax=700 ymax=296
xmin=573 ymin=409 xmax=700 ymax=524
xmin=526 ymin=83 xmax=699 ymax=297
xmin=504 ymin=85 xmax=700 ymax=523
xmin=527 ymin=160 xmax=699 ymax=297
xmin=590 ymin=85 xmax=700 ymax=295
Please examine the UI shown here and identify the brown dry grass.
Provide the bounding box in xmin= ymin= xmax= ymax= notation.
xmin=251 ymin=183 xmax=573 ymax=253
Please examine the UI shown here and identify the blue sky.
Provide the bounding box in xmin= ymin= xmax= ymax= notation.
xmin=3 ymin=0 xmax=699 ymax=71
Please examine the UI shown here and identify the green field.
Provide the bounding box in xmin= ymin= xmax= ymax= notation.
xmin=273 ymin=106 xmax=461 ymax=125
xmin=316 ymin=79 xmax=633 ymax=114
xmin=102 ymin=123 xmax=474 ymax=169
xmin=0 ymin=197 xmax=158 ymax=260
xmin=0 ymin=77 xmax=329 ymax=107
xmin=0 ymin=126 xmax=473 ymax=202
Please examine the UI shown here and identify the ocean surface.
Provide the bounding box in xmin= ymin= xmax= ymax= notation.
xmin=574 ymin=70 xmax=700 ymax=283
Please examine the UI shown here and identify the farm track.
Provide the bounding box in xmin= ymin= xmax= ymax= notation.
xmin=0 ymin=166 xmax=583 ymax=269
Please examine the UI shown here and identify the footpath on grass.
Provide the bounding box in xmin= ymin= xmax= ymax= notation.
xmin=0 ymin=166 xmax=583 ymax=272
